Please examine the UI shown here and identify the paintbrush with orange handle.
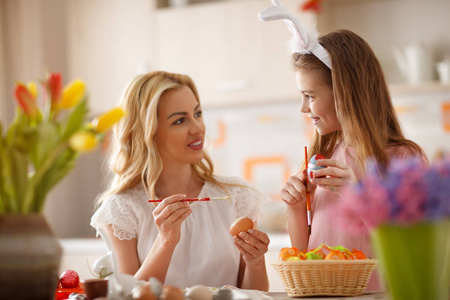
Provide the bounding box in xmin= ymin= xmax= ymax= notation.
xmin=305 ymin=146 xmax=312 ymax=235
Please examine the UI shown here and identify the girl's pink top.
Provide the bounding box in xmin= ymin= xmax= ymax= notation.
xmin=308 ymin=142 xmax=425 ymax=291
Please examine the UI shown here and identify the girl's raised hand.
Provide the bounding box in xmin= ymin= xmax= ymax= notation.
xmin=233 ymin=229 xmax=270 ymax=265
xmin=152 ymin=194 xmax=192 ymax=246
xmin=280 ymin=170 xmax=316 ymax=207
xmin=310 ymin=158 xmax=358 ymax=193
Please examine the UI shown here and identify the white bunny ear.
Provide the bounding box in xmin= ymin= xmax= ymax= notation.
xmin=258 ymin=0 xmax=332 ymax=69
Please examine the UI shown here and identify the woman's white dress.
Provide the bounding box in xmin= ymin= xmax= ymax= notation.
xmin=91 ymin=175 xmax=270 ymax=288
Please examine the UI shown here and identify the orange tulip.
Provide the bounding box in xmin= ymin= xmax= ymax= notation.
xmin=14 ymin=83 xmax=39 ymax=118
xmin=47 ymin=73 xmax=62 ymax=110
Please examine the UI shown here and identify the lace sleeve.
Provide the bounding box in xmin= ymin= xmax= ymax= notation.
xmin=90 ymin=192 xmax=139 ymax=240
xmin=216 ymin=176 xmax=273 ymax=222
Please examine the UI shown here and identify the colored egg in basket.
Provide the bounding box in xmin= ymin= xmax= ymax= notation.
xmin=273 ymin=246 xmax=378 ymax=297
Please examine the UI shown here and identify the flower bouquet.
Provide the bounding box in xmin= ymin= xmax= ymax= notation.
xmin=334 ymin=156 xmax=450 ymax=300
xmin=0 ymin=72 xmax=125 ymax=299
xmin=0 ymin=72 xmax=124 ymax=213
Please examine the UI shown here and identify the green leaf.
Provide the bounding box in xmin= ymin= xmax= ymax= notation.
xmin=3 ymin=145 xmax=29 ymax=213
xmin=0 ymin=122 xmax=6 ymax=213
xmin=30 ymin=123 xmax=60 ymax=170
xmin=62 ymin=97 xmax=89 ymax=140
xmin=34 ymin=148 xmax=79 ymax=211
xmin=327 ymin=244 xmax=351 ymax=252
xmin=305 ymin=252 xmax=324 ymax=260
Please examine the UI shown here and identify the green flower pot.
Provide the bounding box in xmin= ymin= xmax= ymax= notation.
xmin=371 ymin=220 xmax=450 ymax=300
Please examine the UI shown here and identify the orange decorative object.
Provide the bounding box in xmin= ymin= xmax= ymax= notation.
xmin=325 ymin=250 xmax=351 ymax=260
xmin=280 ymin=244 xmax=368 ymax=261
xmin=351 ymin=249 xmax=367 ymax=259
xmin=442 ymin=102 xmax=450 ymax=133
xmin=243 ymin=156 xmax=291 ymax=186
xmin=212 ymin=119 xmax=227 ymax=147
xmin=279 ymin=247 xmax=302 ymax=261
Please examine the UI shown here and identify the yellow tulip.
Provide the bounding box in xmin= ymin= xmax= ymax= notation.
xmin=91 ymin=108 xmax=125 ymax=133
xmin=26 ymin=82 xmax=38 ymax=98
xmin=61 ymin=80 xmax=85 ymax=109
xmin=69 ymin=131 xmax=98 ymax=153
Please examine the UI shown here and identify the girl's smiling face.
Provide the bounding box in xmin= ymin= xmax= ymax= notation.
xmin=154 ymin=85 xmax=205 ymax=166
xmin=296 ymin=69 xmax=341 ymax=135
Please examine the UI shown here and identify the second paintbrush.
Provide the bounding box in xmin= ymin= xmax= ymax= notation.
xmin=148 ymin=196 xmax=230 ymax=203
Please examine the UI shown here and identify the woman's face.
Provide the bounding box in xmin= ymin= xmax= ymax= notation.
xmin=154 ymin=85 xmax=205 ymax=166
xmin=296 ymin=69 xmax=341 ymax=135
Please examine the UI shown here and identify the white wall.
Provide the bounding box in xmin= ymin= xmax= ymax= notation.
xmin=1 ymin=0 xmax=450 ymax=237
xmin=65 ymin=0 xmax=157 ymax=114
xmin=0 ymin=0 xmax=68 ymax=124
xmin=0 ymin=1 xmax=7 ymax=123
xmin=319 ymin=0 xmax=450 ymax=83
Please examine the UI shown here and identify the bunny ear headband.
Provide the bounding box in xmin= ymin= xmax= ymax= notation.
xmin=258 ymin=0 xmax=332 ymax=69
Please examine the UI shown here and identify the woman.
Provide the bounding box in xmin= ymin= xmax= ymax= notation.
xmin=91 ymin=71 xmax=270 ymax=291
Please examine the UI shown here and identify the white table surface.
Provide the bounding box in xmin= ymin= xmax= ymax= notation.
xmin=267 ymin=292 xmax=386 ymax=300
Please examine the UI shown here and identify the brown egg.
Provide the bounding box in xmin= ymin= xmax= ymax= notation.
xmin=229 ymin=217 xmax=253 ymax=236
xmin=160 ymin=285 xmax=184 ymax=300
xmin=131 ymin=284 xmax=157 ymax=300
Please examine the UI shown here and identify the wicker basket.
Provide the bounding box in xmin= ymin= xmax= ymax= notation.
xmin=272 ymin=259 xmax=378 ymax=297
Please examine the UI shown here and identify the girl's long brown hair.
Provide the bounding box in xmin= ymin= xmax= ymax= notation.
xmin=293 ymin=29 xmax=426 ymax=173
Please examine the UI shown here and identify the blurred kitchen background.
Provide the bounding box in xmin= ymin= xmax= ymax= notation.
xmin=1 ymin=0 xmax=450 ymax=289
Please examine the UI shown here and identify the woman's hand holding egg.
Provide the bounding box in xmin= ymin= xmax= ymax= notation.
xmin=152 ymin=194 xmax=192 ymax=245
xmin=229 ymin=217 xmax=270 ymax=265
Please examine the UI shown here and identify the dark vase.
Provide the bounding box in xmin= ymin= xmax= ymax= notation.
xmin=0 ymin=213 xmax=63 ymax=300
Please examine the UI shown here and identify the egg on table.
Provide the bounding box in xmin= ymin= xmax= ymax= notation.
xmin=131 ymin=284 xmax=157 ymax=300
xmin=160 ymin=285 xmax=184 ymax=300
xmin=229 ymin=217 xmax=254 ymax=236
xmin=185 ymin=285 xmax=213 ymax=300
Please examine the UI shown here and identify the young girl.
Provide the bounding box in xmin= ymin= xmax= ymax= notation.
xmin=90 ymin=71 xmax=270 ymax=291
xmin=259 ymin=1 xmax=427 ymax=291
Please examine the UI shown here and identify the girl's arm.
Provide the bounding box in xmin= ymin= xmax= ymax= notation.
xmin=234 ymin=228 xmax=270 ymax=291
xmin=286 ymin=202 xmax=309 ymax=251
xmin=280 ymin=171 xmax=312 ymax=251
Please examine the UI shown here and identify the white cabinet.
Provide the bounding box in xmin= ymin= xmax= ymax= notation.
xmin=155 ymin=1 xmax=316 ymax=107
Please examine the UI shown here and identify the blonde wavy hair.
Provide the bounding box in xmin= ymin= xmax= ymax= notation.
xmin=292 ymin=29 xmax=426 ymax=173
xmin=98 ymin=71 xmax=225 ymax=205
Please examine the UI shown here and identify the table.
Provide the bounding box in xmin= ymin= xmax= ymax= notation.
xmin=267 ymin=292 xmax=387 ymax=300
